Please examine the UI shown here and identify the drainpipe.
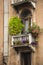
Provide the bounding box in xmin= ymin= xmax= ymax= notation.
xmin=3 ymin=0 xmax=9 ymax=64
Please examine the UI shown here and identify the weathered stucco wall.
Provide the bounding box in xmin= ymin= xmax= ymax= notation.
xmin=36 ymin=0 xmax=43 ymax=65
xmin=8 ymin=0 xmax=43 ymax=65
xmin=8 ymin=0 xmax=17 ymax=18
xmin=0 ymin=0 xmax=3 ymax=65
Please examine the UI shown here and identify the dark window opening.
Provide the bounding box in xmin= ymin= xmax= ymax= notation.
xmin=20 ymin=9 xmax=32 ymax=19
xmin=21 ymin=52 xmax=31 ymax=65
xmin=21 ymin=18 xmax=32 ymax=34
xmin=20 ymin=9 xmax=32 ymax=34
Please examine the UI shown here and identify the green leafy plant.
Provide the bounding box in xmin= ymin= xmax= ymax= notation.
xmin=16 ymin=41 xmax=22 ymax=45
xmin=8 ymin=16 xmax=24 ymax=35
xmin=28 ymin=22 xmax=40 ymax=38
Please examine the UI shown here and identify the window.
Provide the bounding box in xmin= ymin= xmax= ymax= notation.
xmin=20 ymin=8 xmax=32 ymax=33
xmin=21 ymin=18 xmax=32 ymax=33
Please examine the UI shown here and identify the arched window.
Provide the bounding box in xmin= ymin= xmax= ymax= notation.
xmin=20 ymin=9 xmax=32 ymax=19
xmin=20 ymin=8 xmax=32 ymax=33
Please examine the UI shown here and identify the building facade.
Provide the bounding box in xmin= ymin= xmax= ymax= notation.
xmin=0 ymin=0 xmax=43 ymax=65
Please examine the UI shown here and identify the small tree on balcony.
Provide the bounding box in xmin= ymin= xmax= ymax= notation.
xmin=8 ymin=16 xmax=24 ymax=35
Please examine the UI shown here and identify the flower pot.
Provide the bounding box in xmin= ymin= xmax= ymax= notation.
xmin=32 ymin=33 xmax=38 ymax=38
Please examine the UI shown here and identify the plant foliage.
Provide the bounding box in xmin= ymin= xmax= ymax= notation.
xmin=8 ymin=16 xmax=24 ymax=35
xmin=28 ymin=22 xmax=40 ymax=38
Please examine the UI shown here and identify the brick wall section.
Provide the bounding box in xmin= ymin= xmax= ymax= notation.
xmin=0 ymin=0 xmax=3 ymax=65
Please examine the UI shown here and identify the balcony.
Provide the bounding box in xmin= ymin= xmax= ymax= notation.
xmin=11 ymin=0 xmax=36 ymax=9
xmin=9 ymin=17 xmax=39 ymax=52
xmin=11 ymin=33 xmax=37 ymax=52
xmin=11 ymin=34 xmax=29 ymax=46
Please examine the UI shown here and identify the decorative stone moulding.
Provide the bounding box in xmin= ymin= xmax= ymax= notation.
xmin=11 ymin=0 xmax=36 ymax=9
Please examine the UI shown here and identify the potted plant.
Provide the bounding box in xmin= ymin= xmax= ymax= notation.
xmin=8 ymin=16 xmax=24 ymax=35
xmin=16 ymin=40 xmax=22 ymax=45
xmin=28 ymin=22 xmax=40 ymax=38
xmin=28 ymin=22 xmax=41 ymax=45
xmin=8 ymin=16 xmax=24 ymax=45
